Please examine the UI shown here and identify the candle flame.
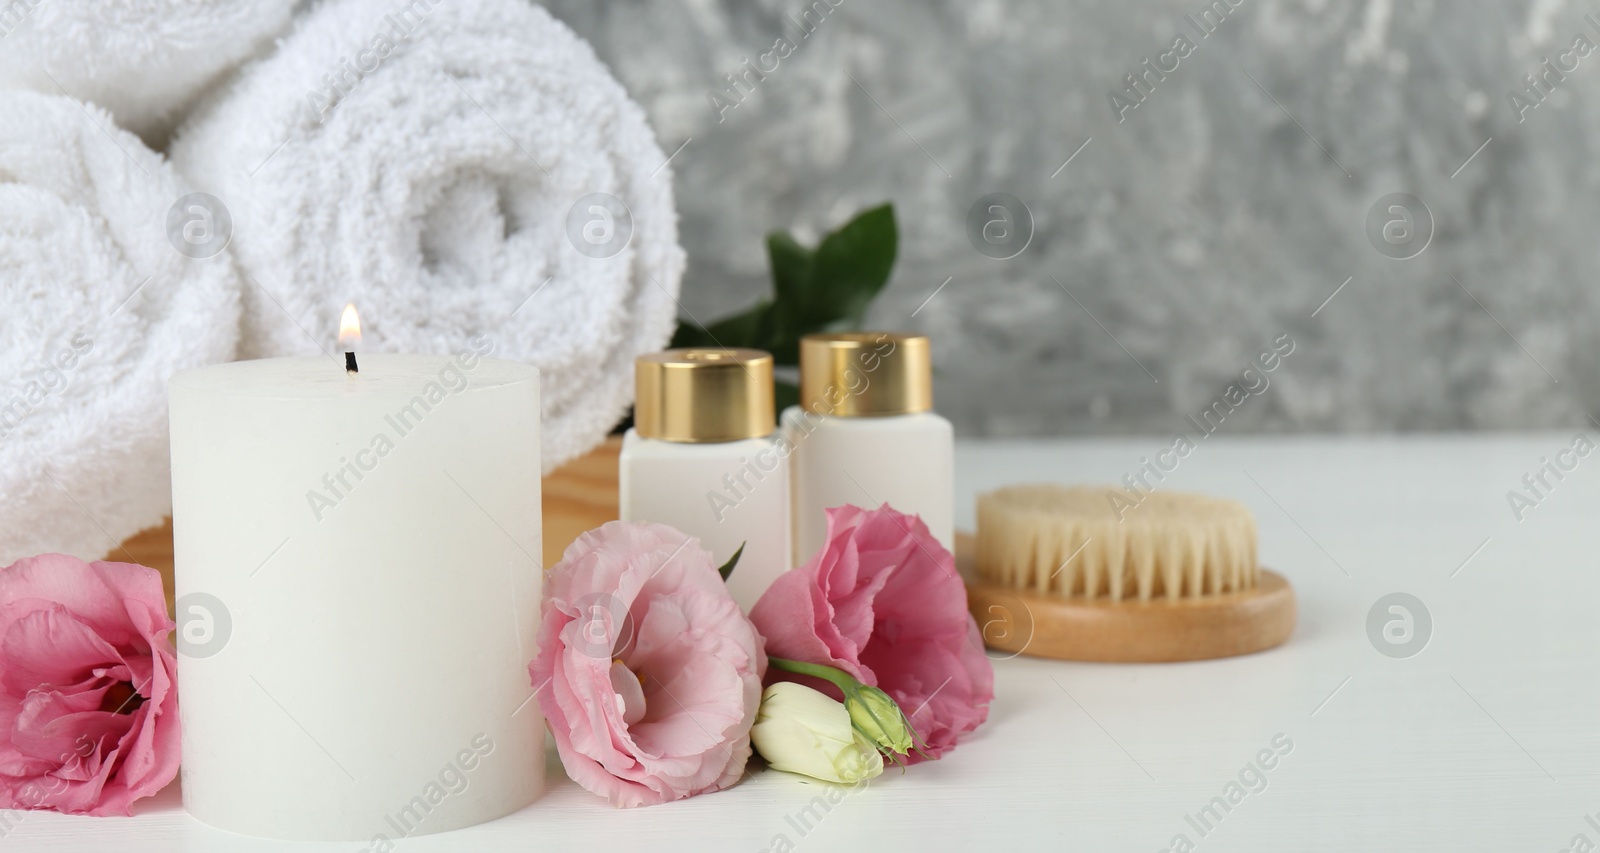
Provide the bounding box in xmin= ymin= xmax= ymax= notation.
xmin=338 ymin=303 xmax=361 ymax=350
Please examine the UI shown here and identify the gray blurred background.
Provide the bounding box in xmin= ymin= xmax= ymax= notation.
xmin=544 ymin=0 xmax=1600 ymax=437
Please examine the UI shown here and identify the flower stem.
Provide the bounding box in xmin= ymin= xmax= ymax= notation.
xmin=769 ymin=658 xmax=926 ymax=760
xmin=768 ymin=657 xmax=857 ymax=690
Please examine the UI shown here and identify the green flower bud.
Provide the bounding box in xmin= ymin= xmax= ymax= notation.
xmin=844 ymin=683 xmax=915 ymax=756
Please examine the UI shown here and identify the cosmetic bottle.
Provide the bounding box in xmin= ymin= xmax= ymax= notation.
xmin=782 ymin=333 xmax=953 ymax=564
xmin=620 ymin=349 xmax=791 ymax=611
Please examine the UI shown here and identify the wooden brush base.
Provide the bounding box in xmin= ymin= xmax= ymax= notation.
xmin=958 ymin=535 xmax=1295 ymax=663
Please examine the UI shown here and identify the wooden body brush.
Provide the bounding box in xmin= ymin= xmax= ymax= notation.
xmin=962 ymin=485 xmax=1294 ymax=662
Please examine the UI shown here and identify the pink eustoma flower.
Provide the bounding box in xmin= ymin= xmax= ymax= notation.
xmin=0 ymin=554 xmax=179 ymax=815
xmin=751 ymin=505 xmax=994 ymax=760
xmin=530 ymin=521 xmax=766 ymax=807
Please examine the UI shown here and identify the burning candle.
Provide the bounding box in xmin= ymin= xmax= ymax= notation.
xmin=167 ymin=311 xmax=543 ymax=841
xmin=341 ymin=302 xmax=360 ymax=374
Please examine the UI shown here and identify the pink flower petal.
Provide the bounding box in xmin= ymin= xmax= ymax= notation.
xmin=0 ymin=556 xmax=167 ymax=650
xmin=1 ymin=607 xmax=124 ymax=695
xmin=752 ymin=505 xmax=994 ymax=761
xmin=0 ymin=555 xmax=177 ymax=816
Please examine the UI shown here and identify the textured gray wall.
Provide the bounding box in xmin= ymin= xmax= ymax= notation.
xmin=544 ymin=0 xmax=1600 ymax=437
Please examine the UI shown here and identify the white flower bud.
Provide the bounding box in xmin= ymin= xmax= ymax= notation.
xmin=751 ymin=683 xmax=883 ymax=784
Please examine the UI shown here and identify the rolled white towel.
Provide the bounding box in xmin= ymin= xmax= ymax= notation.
xmin=0 ymin=0 xmax=297 ymax=143
xmin=0 ymin=92 xmax=241 ymax=565
xmin=171 ymin=0 xmax=687 ymax=473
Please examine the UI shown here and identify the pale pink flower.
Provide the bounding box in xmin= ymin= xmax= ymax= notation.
xmin=751 ymin=505 xmax=994 ymax=760
xmin=0 ymin=554 xmax=179 ymax=815
xmin=530 ymin=521 xmax=766 ymax=807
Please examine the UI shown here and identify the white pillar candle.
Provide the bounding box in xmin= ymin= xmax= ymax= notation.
xmin=168 ymin=347 xmax=543 ymax=842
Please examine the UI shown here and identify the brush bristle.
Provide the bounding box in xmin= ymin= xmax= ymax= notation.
xmin=976 ymin=485 xmax=1258 ymax=602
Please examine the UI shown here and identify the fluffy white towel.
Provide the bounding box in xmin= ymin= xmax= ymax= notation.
xmin=172 ymin=0 xmax=686 ymax=473
xmin=0 ymin=0 xmax=297 ymax=144
xmin=0 ymin=92 xmax=241 ymax=565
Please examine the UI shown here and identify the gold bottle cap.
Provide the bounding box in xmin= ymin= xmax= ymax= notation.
xmin=799 ymin=332 xmax=933 ymax=417
xmin=634 ymin=349 xmax=775 ymax=442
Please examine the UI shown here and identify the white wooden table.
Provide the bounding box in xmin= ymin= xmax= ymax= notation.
xmin=20 ymin=435 xmax=1594 ymax=851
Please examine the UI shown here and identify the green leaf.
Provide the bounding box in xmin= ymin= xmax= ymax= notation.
xmin=758 ymin=204 xmax=896 ymax=363
xmin=802 ymin=203 xmax=896 ymax=329
xmin=762 ymin=233 xmax=814 ymax=361
xmin=766 ymin=232 xmax=814 ymax=309
xmin=703 ymin=301 xmax=773 ymax=347
xmin=669 ymin=320 xmax=718 ymax=349
xmin=668 ymin=203 xmax=898 ymax=422
xmin=717 ymin=542 xmax=746 ymax=581
xmin=773 ymin=379 xmax=800 ymax=416
xmin=671 ymin=301 xmax=773 ymax=350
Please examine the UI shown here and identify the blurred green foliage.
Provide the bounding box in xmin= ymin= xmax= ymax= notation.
xmin=670 ymin=203 xmax=897 ymax=416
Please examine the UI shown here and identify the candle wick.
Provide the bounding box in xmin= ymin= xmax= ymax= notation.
xmin=345 ymin=352 xmax=359 ymax=374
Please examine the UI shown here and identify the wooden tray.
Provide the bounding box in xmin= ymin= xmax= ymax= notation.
xmin=957 ymin=534 xmax=1295 ymax=663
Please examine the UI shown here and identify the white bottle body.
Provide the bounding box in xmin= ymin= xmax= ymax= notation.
xmin=619 ymin=428 xmax=792 ymax=611
xmin=782 ymin=406 xmax=954 ymax=565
